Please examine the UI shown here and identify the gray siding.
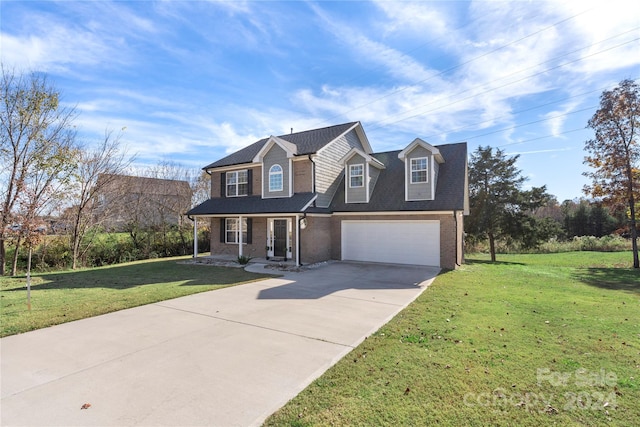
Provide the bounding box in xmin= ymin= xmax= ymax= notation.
xmin=433 ymin=159 xmax=440 ymax=196
xmin=315 ymin=129 xmax=364 ymax=207
xmin=263 ymin=144 xmax=290 ymax=198
xmin=406 ymin=145 xmax=433 ymax=201
xmin=368 ymin=166 xmax=380 ymax=200
xmin=346 ymin=155 xmax=367 ymax=203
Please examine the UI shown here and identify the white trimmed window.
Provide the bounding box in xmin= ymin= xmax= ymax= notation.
xmin=269 ymin=164 xmax=283 ymax=192
xmin=410 ymin=158 xmax=428 ymax=183
xmin=226 ymin=170 xmax=248 ymax=197
xmin=349 ymin=164 xmax=364 ymax=188
xmin=225 ymin=218 xmax=247 ymax=244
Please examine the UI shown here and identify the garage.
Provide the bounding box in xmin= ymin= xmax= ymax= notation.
xmin=341 ymin=220 xmax=440 ymax=267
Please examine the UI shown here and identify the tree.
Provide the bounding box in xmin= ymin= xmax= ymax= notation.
xmin=66 ymin=129 xmax=131 ymax=269
xmin=191 ymin=170 xmax=211 ymax=206
xmin=584 ymin=79 xmax=639 ymax=268
xmin=0 ymin=66 xmax=77 ymax=275
xmin=467 ymin=146 xmax=553 ymax=261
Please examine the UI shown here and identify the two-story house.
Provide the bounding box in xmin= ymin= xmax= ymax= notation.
xmin=187 ymin=122 xmax=468 ymax=269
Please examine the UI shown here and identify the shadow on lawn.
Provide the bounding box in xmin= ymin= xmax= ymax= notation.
xmin=3 ymin=260 xmax=257 ymax=291
xmin=573 ymin=267 xmax=640 ymax=294
xmin=465 ymin=258 xmax=525 ymax=266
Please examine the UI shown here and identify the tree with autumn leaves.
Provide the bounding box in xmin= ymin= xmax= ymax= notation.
xmin=0 ymin=67 xmax=78 ymax=276
xmin=584 ymin=79 xmax=639 ymax=268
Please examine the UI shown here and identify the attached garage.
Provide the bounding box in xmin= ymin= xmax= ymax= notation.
xmin=341 ymin=220 xmax=440 ymax=267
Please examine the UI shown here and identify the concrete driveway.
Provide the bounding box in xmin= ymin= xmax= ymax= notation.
xmin=1 ymin=261 xmax=439 ymax=427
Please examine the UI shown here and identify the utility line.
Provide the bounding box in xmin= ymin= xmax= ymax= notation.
xmin=368 ymin=36 xmax=639 ymax=131
xmin=455 ymin=105 xmax=597 ymax=142
xmin=422 ymin=76 xmax=638 ymax=144
xmin=314 ymin=6 xmax=596 ymax=127
xmin=496 ymin=127 xmax=586 ymax=149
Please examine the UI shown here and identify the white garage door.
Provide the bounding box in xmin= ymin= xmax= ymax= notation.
xmin=341 ymin=220 xmax=440 ymax=267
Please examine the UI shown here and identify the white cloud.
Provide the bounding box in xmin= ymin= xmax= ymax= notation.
xmin=373 ymin=1 xmax=452 ymax=39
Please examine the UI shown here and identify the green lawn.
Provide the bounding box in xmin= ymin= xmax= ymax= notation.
xmin=0 ymin=257 xmax=271 ymax=337
xmin=265 ymin=252 xmax=639 ymax=427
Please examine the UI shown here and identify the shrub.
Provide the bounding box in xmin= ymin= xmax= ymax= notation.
xmin=237 ymin=255 xmax=252 ymax=265
xmin=467 ymin=235 xmax=632 ymax=254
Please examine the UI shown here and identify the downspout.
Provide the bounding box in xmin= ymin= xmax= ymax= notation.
xmin=297 ymin=212 xmax=306 ymax=266
xmin=238 ymin=215 xmax=243 ymax=258
xmin=308 ymin=155 xmax=316 ymax=206
xmin=454 ymin=210 xmax=461 ymax=267
xmin=295 ymin=214 xmax=301 ymax=267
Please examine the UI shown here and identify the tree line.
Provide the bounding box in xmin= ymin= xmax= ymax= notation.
xmin=467 ymin=79 xmax=639 ymax=267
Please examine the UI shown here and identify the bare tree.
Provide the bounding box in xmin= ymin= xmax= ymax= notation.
xmin=66 ymin=129 xmax=132 ymax=269
xmin=191 ymin=170 xmax=211 ymax=206
xmin=145 ymin=160 xmax=193 ymax=230
xmin=0 ymin=66 xmax=78 ymax=275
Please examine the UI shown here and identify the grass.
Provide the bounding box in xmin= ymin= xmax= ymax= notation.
xmin=0 ymin=256 xmax=271 ymax=337
xmin=265 ymin=252 xmax=639 ymax=426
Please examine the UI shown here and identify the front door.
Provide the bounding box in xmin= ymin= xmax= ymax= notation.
xmin=273 ymin=219 xmax=288 ymax=257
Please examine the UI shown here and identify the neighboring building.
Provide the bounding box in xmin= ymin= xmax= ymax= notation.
xmin=96 ymin=174 xmax=192 ymax=231
xmin=187 ymin=122 xmax=468 ymax=269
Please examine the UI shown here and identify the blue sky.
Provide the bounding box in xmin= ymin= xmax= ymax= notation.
xmin=2 ymin=0 xmax=639 ymax=202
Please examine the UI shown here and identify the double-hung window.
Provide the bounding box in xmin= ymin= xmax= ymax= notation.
xmin=349 ymin=164 xmax=364 ymax=188
xmin=410 ymin=158 xmax=428 ymax=183
xmin=225 ymin=218 xmax=247 ymax=244
xmin=269 ymin=164 xmax=283 ymax=192
xmin=226 ymin=170 xmax=248 ymax=197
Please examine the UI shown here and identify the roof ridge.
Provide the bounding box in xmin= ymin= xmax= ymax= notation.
xmin=276 ymin=121 xmax=358 ymax=139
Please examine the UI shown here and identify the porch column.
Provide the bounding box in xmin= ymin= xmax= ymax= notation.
xmin=193 ymin=217 xmax=198 ymax=260
xmin=295 ymin=214 xmax=300 ymax=267
xmin=238 ymin=215 xmax=243 ymax=257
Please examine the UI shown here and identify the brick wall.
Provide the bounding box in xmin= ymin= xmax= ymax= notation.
xmin=300 ymin=215 xmax=332 ymax=264
xmin=209 ymin=217 xmax=268 ymax=259
xmin=210 ymin=166 xmax=262 ymax=198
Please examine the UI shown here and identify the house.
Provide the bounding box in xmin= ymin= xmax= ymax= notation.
xmin=187 ymin=122 xmax=468 ymax=269
xmin=95 ymin=174 xmax=192 ymax=231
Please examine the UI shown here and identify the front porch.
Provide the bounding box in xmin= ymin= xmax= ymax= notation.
xmin=191 ymin=214 xmax=304 ymax=266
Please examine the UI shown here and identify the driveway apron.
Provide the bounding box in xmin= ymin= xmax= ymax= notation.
xmin=1 ymin=262 xmax=438 ymax=426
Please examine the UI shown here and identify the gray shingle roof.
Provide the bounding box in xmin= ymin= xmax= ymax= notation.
xmin=187 ymin=192 xmax=316 ymax=216
xmin=329 ymin=142 xmax=468 ymax=212
xmin=204 ymin=122 xmax=358 ymax=169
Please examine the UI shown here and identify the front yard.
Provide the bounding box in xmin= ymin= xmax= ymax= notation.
xmin=265 ymin=251 xmax=639 ymax=426
xmin=0 ymin=257 xmax=270 ymax=337
xmin=2 ymin=251 xmax=638 ymax=426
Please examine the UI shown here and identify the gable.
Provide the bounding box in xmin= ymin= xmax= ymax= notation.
xmin=262 ymin=143 xmax=292 ymax=198
xmin=313 ymin=127 xmax=370 ymax=208
xmin=339 ymin=147 xmax=385 ymax=204
xmin=398 ymin=139 xmax=445 ymax=202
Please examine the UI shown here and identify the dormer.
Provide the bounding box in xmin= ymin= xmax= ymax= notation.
xmin=253 ymin=136 xmax=297 ymax=198
xmin=340 ymin=148 xmax=385 ymax=204
xmin=398 ymin=138 xmax=445 ymax=201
